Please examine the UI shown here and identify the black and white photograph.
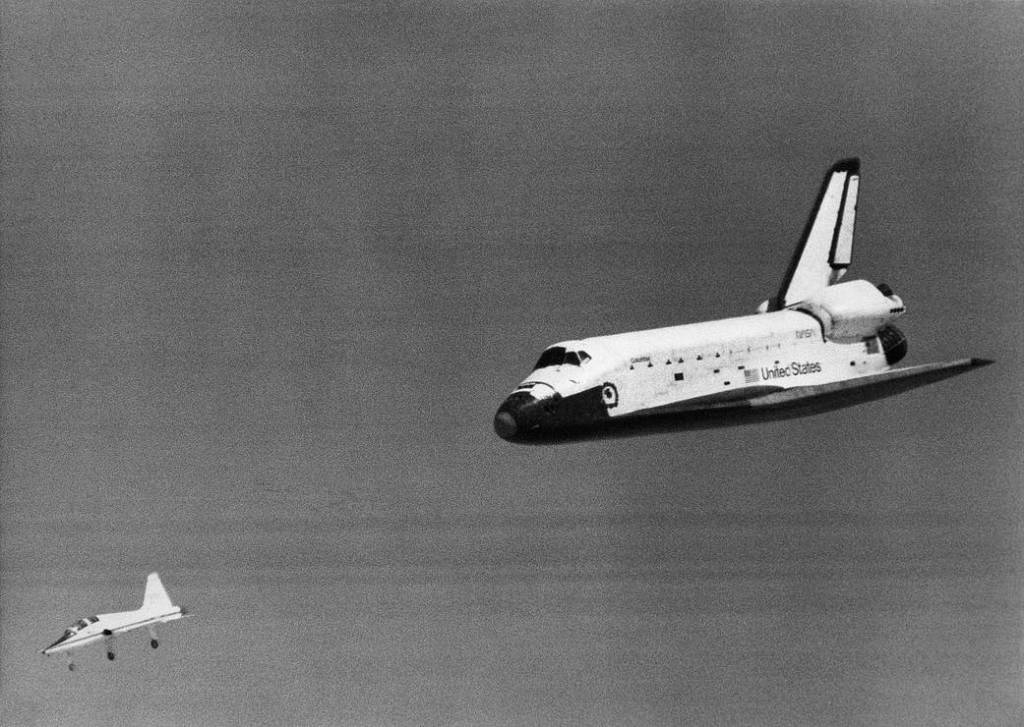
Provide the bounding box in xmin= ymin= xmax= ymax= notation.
xmin=2 ymin=2 xmax=1022 ymax=725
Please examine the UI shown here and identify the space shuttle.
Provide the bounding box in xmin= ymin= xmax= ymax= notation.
xmin=42 ymin=572 xmax=190 ymax=670
xmin=494 ymin=159 xmax=991 ymax=444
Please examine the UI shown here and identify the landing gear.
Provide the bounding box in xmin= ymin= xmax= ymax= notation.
xmin=147 ymin=625 xmax=160 ymax=650
xmin=103 ymin=629 xmax=115 ymax=661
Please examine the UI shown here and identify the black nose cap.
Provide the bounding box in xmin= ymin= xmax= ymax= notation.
xmin=493 ymin=410 xmax=518 ymax=439
xmin=495 ymin=392 xmax=543 ymax=441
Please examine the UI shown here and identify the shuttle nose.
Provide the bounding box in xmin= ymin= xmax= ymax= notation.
xmin=493 ymin=410 xmax=518 ymax=439
xmin=494 ymin=391 xmax=545 ymax=441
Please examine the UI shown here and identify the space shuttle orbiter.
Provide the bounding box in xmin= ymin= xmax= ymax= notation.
xmin=494 ymin=159 xmax=991 ymax=444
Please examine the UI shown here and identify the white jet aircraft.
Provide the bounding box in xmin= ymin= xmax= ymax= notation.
xmin=494 ymin=158 xmax=991 ymax=444
xmin=42 ymin=572 xmax=190 ymax=670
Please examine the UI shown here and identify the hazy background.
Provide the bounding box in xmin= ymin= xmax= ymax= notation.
xmin=2 ymin=2 xmax=1022 ymax=725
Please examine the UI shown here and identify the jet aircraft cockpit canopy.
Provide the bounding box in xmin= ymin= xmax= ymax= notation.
xmin=533 ymin=346 xmax=591 ymax=370
xmin=62 ymin=615 xmax=99 ymax=638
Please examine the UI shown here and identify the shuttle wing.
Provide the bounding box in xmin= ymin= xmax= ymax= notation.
xmin=744 ymin=358 xmax=992 ymax=412
xmin=771 ymin=158 xmax=860 ymax=309
xmin=644 ymin=358 xmax=991 ymax=419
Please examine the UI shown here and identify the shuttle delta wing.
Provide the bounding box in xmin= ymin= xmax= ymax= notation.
xmin=771 ymin=158 xmax=859 ymax=309
xmin=627 ymin=359 xmax=990 ymax=420
xmin=742 ymin=357 xmax=993 ymax=415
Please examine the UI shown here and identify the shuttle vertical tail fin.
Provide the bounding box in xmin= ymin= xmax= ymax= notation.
xmin=142 ymin=572 xmax=174 ymax=613
xmin=770 ymin=158 xmax=860 ymax=310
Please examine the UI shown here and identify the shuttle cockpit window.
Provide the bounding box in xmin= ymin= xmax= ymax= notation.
xmin=534 ymin=347 xmax=591 ymax=369
xmin=534 ymin=346 xmax=567 ymax=369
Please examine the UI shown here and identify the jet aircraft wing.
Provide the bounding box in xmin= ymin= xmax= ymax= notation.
xmin=105 ymin=613 xmax=176 ymax=635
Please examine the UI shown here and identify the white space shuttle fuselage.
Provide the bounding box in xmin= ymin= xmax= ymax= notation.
xmin=494 ymin=159 xmax=990 ymax=444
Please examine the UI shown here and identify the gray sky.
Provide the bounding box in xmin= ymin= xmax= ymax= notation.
xmin=2 ymin=2 xmax=1022 ymax=725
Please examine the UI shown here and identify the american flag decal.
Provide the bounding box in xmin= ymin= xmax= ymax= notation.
xmin=743 ymin=369 xmax=760 ymax=384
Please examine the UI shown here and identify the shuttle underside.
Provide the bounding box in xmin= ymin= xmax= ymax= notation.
xmin=495 ymin=357 xmax=991 ymax=444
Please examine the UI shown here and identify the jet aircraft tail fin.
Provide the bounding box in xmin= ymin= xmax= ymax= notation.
xmin=769 ymin=158 xmax=860 ymax=310
xmin=142 ymin=572 xmax=174 ymax=613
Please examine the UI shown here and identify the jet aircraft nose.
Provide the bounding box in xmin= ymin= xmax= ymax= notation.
xmin=41 ymin=635 xmax=66 ymax=654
